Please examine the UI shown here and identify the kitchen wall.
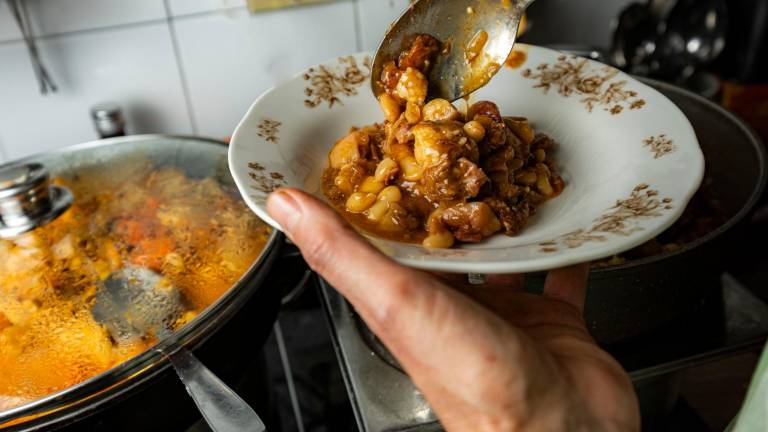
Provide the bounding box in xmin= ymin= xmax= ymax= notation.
xmin=0 ymin=0 xmax=627 ymax=163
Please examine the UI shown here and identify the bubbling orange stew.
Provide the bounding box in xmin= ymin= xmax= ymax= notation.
xmin=322 ymin=35 xmax=565 ymax=248
xmin=0 ymin=160 xmax=270 ymax=412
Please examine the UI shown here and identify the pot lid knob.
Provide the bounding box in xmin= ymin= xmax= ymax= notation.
xmin=0 ymin=162 xmax=73 ymax=238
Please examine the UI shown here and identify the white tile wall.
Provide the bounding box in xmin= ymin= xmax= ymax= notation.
xmin=167 ymin=0 xmax=246 ymax=17
xmin=23 ymin=0 xmax=167 ymax=37
xmin=0 ymin=0 xmax=626 ymax=163
xmin=172 ymin=2 xmax=358 ymax=138
xmin=0 ymin=23 xmax=192 ymax=160
xmin=356 ymin=0 xmax=410 ymax=51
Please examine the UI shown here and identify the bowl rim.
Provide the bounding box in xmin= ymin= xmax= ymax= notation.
xmin=229 ymin=46 xmax=708 ymax=274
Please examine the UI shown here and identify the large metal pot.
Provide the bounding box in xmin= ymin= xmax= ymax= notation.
xmin=527 ymin=79 xmax=768 ymax=344
xmin=0 ymin=136 xmax=285 ymax=431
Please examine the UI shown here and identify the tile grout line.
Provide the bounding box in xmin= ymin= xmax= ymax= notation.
xmin=1 ymin=1 xmax=36 ymax=161
xmin=352 ymin=0 xmax=364 ymax=52
xmin=0 ymin=17 xmax=168 ymax=47
xmin=0 ymin=1 xmax=355 ymax=49
xmin=163 ymin=0 xmax=199 ymax=136
xmin=0 ymin=7 xmax=247 ymax=48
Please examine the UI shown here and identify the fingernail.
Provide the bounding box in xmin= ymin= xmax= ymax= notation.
xmin=267 ymin=189 xmax=301 ymax=233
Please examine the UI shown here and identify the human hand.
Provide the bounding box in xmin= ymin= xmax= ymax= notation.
xmin=267 ymin=188 xmax=640 ymax=431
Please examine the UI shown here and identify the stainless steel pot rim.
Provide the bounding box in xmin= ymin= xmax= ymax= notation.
xmin=0 ymin=135 xmax=283 ymax=426
xmin=592 ymin=79 xmax=768 ymax=275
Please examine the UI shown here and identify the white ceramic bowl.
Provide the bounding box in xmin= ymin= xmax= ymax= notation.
xmin=229 ymin=45 xmax=704 ymax=274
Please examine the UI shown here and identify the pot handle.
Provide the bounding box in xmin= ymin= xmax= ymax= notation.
xmin=167 ymin=347 xmax=267 ymax=432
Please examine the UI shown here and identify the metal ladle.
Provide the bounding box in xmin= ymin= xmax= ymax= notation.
xmin=610 ymin=0 xmax=727 ymax=83
xmin=92 ymin=267 xmax=267 ymax=432
xmin=371 ymin=0 xmax=534 ymax=102
xmin=653 ymin=0 xmax=727 ymax=81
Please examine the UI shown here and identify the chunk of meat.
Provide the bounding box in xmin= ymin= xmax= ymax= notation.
xmin=504 ymin=117 xmax=535 ymax=146
xmin=483 ymin=144 xmax=514 ymax=175
xmin=397 ymin=34 xmax=442 ymax=74
xmin=469 ymin=102 xmax=507 ymax=154
xmin=393 ymin=118 xmax=414 ymax=144
xmin=484 ymin=198 xmax=533 ymax=236
xmin=421 ymin=157 xmax=487 ymax=202
xmin=481 ymin=145 xmax=520 ymax=200
xmin=504 ymin=126 xmax=530 ymax=161
xmin=412 ymin=122 xmax=478 ymax=167
xmin=380 ymin=60 xmax=402 ymax=93
xmin=457 ymin=158 xmax=488 ymax=198
xmin=482 ymin=118 xmax=508 ymax=152
xmin=467 ymin=101 xmax=502 ymax=122
xmin=421 ymin=156 xmax=458 ymax=202
xmin=439 ymin=202 xmax=501 ymax=242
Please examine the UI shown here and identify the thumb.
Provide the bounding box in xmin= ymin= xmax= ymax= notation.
xmin=266 ymin=188 xmax=432 ymax=326
xmin=267 ymin=189 xmax=536 ymax=418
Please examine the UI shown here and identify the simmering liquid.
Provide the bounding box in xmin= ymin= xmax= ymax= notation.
xmin=0 ymin=160 xmax=269 ymax=412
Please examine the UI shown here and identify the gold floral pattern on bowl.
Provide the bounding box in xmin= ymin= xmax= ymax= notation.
xmin=256 ymin=119 xmax=282 ymax=144
xmin=540 ymin=184 xmax=673 ymax=252
xmin=303 ymin=56 xmax=371 ymax=109
xmin=248 ymin=162 xmax=286 ymax=203
xmin=644 ymin=134 xmax=676 ymax=159
xmin=522 ymin=55 xmax=646 ymax=115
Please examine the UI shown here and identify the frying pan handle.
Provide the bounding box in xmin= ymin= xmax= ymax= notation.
xmin=167 ymin=348 xmax=267 ymax=432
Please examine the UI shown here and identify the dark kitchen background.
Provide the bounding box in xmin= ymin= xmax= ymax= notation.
xmin=0 ymin=0 xmax=766 ymax=431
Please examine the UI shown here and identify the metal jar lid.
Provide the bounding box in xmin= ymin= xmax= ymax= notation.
xmin=0 ymin=162 xmax=73 ymax=238
xmin=91 ymin=103 xmax=125 ymax=138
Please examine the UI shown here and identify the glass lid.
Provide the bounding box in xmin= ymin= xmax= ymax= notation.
xmin=0 ymin=136 xmax=271 ymax=414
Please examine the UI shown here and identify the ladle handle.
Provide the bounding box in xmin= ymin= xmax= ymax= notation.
xmin=168 ymin=348 xmax=267 ymax=432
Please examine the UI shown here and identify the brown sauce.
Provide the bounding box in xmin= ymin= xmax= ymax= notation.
xmin=505 ymin=48 xmax=528 ymax=69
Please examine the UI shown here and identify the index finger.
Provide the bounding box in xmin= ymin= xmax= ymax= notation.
xmin=266 ymin=189 xmax=431 ymax=323
xmin=265 ymin=189 xmax=528 ymax=367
